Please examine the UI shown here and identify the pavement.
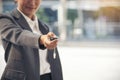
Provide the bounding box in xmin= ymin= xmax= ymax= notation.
xmin=1 ymin=45 xmax=120 ymax=80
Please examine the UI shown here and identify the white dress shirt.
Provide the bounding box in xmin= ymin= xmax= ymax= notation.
xmin=17 ymin=9 xmax=51 ymax=75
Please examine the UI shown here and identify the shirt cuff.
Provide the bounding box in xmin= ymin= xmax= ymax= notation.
xmin=38 ymin=35 xmax=46 ymax=49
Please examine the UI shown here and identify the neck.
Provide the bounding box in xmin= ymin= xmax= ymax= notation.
xmin=17 ymin=8 xmax=36 ymax=20
xmin=27 ymin=14 xmax=35 ymax=20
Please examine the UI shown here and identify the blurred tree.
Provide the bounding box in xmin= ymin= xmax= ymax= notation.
xmin=36 ymin=8 xmax=49 ymax=23
xmin=67 ymin=9 xmax=78 ymax=24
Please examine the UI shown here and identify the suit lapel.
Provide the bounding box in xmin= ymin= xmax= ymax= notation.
xmin=38 ymin=20 xmax=49 ymax=35
xmin=11 ymin=9 xmax=49 ymax=35
xmin=11 ymin=9 xmax=32 ymax=31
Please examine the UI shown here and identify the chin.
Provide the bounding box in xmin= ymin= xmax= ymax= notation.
xmin=27 ymin=10 xmax=35 ymax=14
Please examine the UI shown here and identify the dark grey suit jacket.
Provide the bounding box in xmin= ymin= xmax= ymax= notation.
xmin=0 ymin=9 xmax=63 ymax=80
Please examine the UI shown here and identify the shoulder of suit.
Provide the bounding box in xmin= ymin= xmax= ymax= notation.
xmin=0 ymin=12 xmax=13 ymax=20
xmin=0 ymin=12 xmax=20 ymax=27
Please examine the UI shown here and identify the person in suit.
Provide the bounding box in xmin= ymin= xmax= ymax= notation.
xmin=0 ymin=0 xmax=63 ymax=80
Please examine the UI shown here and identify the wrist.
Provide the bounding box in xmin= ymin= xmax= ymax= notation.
xmin=38 ymin=35 xmax=46 ymax=49
xmin=39 ymin=35 xmax=47 ymax=45
xmin=39 ymin=35 xmax=43 ymax=45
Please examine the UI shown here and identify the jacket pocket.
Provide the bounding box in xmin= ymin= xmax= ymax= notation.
xmin=4 ymin=69 xmax=26 ymax=80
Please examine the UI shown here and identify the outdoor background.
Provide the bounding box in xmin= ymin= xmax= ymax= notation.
xmin=0 ymin=0 xmax=120 ymax=80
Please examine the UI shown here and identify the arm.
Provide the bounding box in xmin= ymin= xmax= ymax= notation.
xmin=0 ymin=14 xmax=40 ymax=48
xmin=0 ymin=14 xmax=58 ymax=49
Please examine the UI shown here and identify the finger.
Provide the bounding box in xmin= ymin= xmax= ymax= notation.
xmin=50 ymin=39 xmax=58 ymax=44
xmin=51 ymin=40 xmax=58 ymax=48
xmin=45 ymin=40 xmax=58 ymax=49
xmin=47 ymin=32 xmax=54 ymax=37
xmin=47 ymin=32 xmax=58 ymax=39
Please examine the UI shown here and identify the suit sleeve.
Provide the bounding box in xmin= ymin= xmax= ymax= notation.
xmin=0 ymin=14 xmax=41 ymax=49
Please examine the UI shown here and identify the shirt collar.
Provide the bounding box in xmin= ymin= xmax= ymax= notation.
xmin=17 ymin=8 xmax=39 ymax=31
xmin=17 ymin=8 xmax=38 ymax=23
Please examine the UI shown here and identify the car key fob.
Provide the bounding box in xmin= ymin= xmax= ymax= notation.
xmin=50 ymin=37 xmax=58 ymax=41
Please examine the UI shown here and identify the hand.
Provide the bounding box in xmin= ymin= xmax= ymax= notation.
xmin=40 ymin=32 xmax=58 ymax=49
